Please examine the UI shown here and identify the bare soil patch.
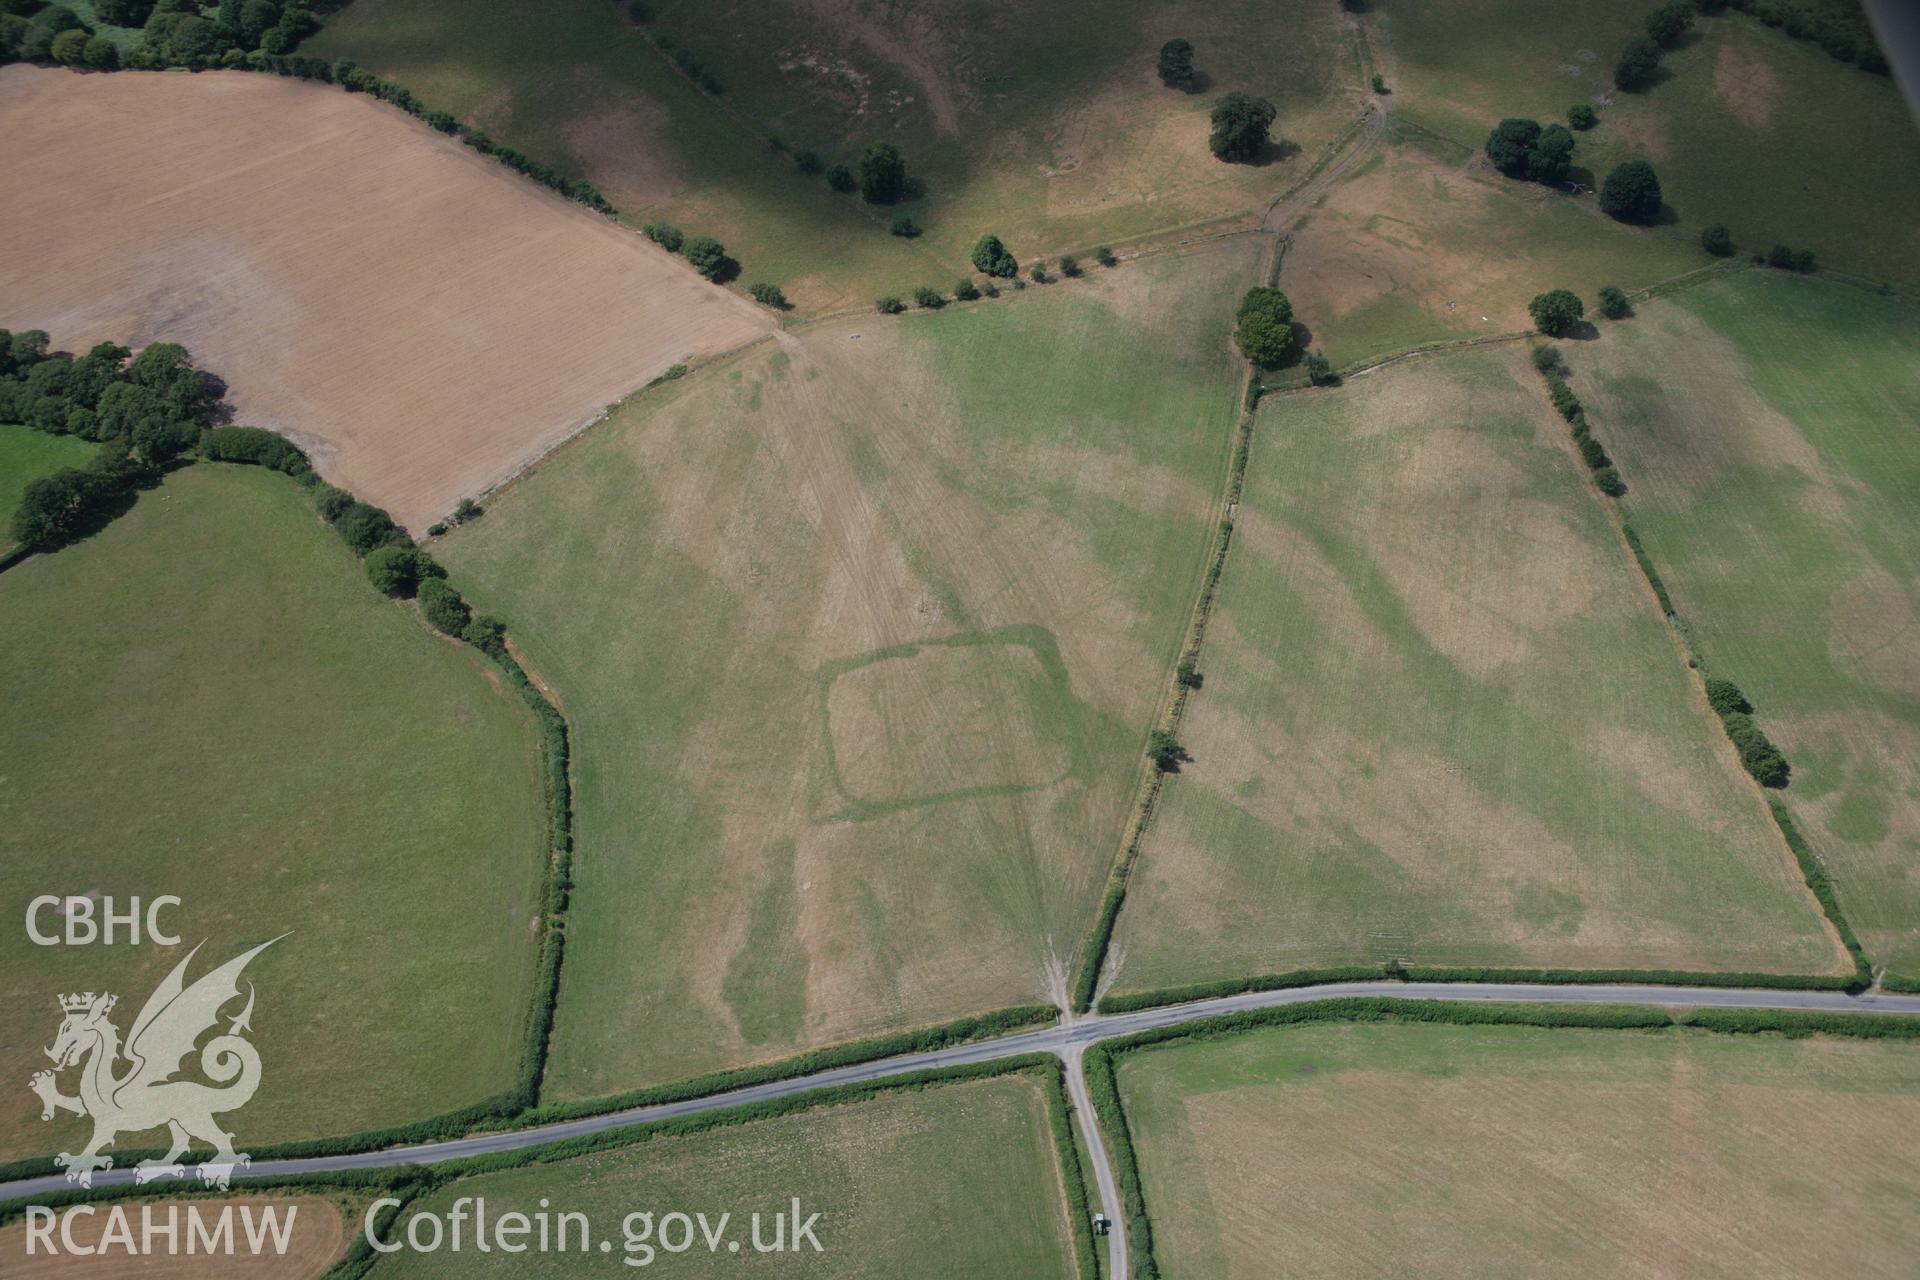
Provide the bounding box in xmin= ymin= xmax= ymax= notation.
xmin=0 ymin=67 xmax=767 ymax=531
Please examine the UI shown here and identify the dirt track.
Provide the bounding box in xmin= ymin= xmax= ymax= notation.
xmin=0 ymin=67 xmax=768 ymax=531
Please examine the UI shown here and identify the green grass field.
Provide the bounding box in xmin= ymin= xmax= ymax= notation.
xmin=1117 ymin=1018 xmax=1920 ymax=1278
xmin=310 ymin=0 xmax=1358 ymax=310
xmin=0 ymin=424 xmax=94 ymax=544
xmin=436 ymin=242 xmax=1258 ymax=1098
xmin=373 ymin=1073 xmax=1079 ymax=1277
xmin=1369 ymin=2 xmax=1920 ymax=287
xmin=1577 ymin=270 xmax=1920 ymax=982
xmin=1108 ymin=345 xmax=1845 ymax=995
xmin=0 ymin=465 xmax=549 ymax=1159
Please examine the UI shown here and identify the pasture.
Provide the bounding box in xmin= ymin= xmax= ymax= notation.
xmin=1577 ymin=270 xmax=1920 ymax=982
xmin=1108 ymin=345 xmax=1846 ymax=996
xmin=0 ymin=424 xmax=93 ymax=542
xmin=1117 ymin=1019 xmax=1920 ymax=1278
xmin=436 ymin=241 xmax=1258 ymax=1097
xmin=1367 ymin=1 xmax=1920 ymax=287
xmin=0 ymin=465 xmax=548 ymax=1159
xmin=374 ymin=1074 xmax=1078 ymax=1278
xmin=0 ymin=66 xmax=767 ymax=533
xmin=1 ymin=1193 xmax=356 ymax=1278
xmin=1280 ymin=141 xmax=1700 ymax=370
xmin=311 ymin=0 xmax=1361 ymax=311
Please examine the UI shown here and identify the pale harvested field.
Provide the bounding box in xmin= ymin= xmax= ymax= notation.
xmin=1 ymin=1194 xmax=348 ymax=1278
xmin=1120 ymin=1021 xmax=1920 ymax=1279
xmin=0 ymin=66 xmax=767 ymax=532
xmin=1109 ymin=346 xmax=1846 ymax=993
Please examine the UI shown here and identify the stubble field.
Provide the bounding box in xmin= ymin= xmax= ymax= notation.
xmin=1118 ymin=1019 xmax=1920 ymax=1278
xmin=1576 ymin=271 xmax=1920 ymax=982
xmin=1 ymin=1192 xmax=355 ymax=1277
xmin=0 ymin=66 xmax=767 ymax=533
xmin=0 ymin=465 xmax=548 ymax=1159
xmin=437 ymin=241 xmax=1259 ymax=1097
xmin=1108 ymin=345 xmax=1846 ymax=995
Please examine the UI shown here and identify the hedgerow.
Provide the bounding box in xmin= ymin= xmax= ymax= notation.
xmin=1044 ymin=1064 xmax=1101 ymax=1280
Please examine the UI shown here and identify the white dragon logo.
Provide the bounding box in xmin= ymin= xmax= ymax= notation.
xmin=29 ymin=938 xmax=281 ymax=1189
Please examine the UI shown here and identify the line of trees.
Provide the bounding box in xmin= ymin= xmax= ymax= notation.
xmin=1529 ymin=344 xmax=1623 ymax=496
xmin=1 ymin=0 xmax=325 ymax=71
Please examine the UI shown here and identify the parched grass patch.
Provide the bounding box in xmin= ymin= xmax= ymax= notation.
xmin=0 ymin=466 xmax=549 ymax=1161
xmin=824 ymin=628 xmax=1080 ymax=814
xmin=1108 ymin=345 xmax=1846 ymax=997
xmin=311 ymin=0 xmax=1359 ymax=310
xmin=374 ymin=1075 xmax=1079 ymax=1278
xmin=1577 ymin=271 xmax=1920 ymax=981
xmin=0 ymin=424 xmax=94 ymax=543
xmin=1367 ymin=2 xmax=1920 ymax=287
xmin=438 ymin=241 xmax=1258 ymax=1097
xmin=1118 ymin=1019 xmax=1920 ymax=1278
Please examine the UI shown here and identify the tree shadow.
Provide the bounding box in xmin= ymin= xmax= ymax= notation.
xmin=1565 ymin=165 xmax=1597 ymax=193
xmin=709 ymin=256 xmax=742 ymax=285
xmin=1647 ymin=201 xmax=1680 ymax=226
xmin=1565 ymin=320 xmax=1603 ymax=341
xmin=1240 ymin=137 xmax=1302 ymax=167
xmin=1180 ymin=71 xmax=1213 ymax=95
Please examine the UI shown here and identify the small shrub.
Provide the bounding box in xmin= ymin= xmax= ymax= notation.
xmin=1176 ymin=657 xmax=1203 ymax=689
xmin=888 ymin=212 xmax=920 ymax=238
xmin=315 ymin=485 xmax=355 ymax=523
xmin=1578 ymin=434 xmax=1611 ymax=468
xmin=1156 ymin=37 xmax=1197 ymax=90
xmin=1147 ymin=728 xmax=1186 ymax=772
xmin=1767 ymin=243 xmax=1796 ymax=270
xmin=1705 ymin=677 xmax=1752 ymax=716
xmin=1598 ymin=159 xmax=1662 ymax=223
xmin=1528 ymin=288 xmax=1584 ymax=337
xmin=858 ymin=140 xmax=907 ymax=204
xmin=971 ymin=234 xmax=1019 ymax=278
xmin=1593 ymin=465 xmax=1625 ymax=496
xmin=462 ymin=614 xmax=507 ymax=657
xmin=912 ymin=285 xmax=945 ymax=309
xmin=681 ymin=235 xmax=733 ymax=282
xmin=453 ymin=497 xmax=483 ymax=524
xmin=418 ymin=577 xmax=471 ymax=636
xmin=365 ymin=544 xmax=425 ymax=597
xmin=427 ymin=522 xmax=449 ymax=537
xmin=749 ymin=282 xmax=789 ymax=309
xmin=642 ymin=220 xmax=683 ymax=252
xmin=824 ymin=163 xmax=855 ymax=193
xmin=1597 ymin=285 xmax=1630 ymax=319
xmin=1567 ymin=103 xmax=1597 ymax=130
xmin=875 ymin=295 xmax=905 ymax=314
xmin=1059 ymin=255 xmax=1081 ymax=277
xmin=1095 ymin=245 xmax=1117 ymax=267
xmin=953 ymin=278 xmax=980 ymax=301
xmin=1371 ymin=73 xmax=1387 ymax=93
xmin=1305 ymin=350 xmax=1336 ymax=385
xmin=1700 ymin=222 xmax=1733 ymax=256
xmin=1530 ymin=344 xmax=1564 ymax=374
xmin=1614 ymin=35 xmax=1661 ymax=91
xmin=337 ymin=502 xmax=404 ymax=555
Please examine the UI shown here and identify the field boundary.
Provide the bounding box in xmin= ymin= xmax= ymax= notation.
xmin=1068 ymin=232 xmax=1281 ymax=1012
xmin=1085 ymin=995 xmax=1920 ymax=1279
xmin=1526 ymin=330 xmax=1874 ymax=987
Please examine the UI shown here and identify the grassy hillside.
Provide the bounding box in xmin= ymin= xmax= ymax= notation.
xmin=438 ymin=243 xmax=1259 ymax=1097
xmin=1368 ymin=1 xmax=1920 ymax=286
xmin=1119 ymin=1019 xmax=1920 ymax=1277
xmin=0 ymin=424 xmax=93 ymax=543
xmin=0 ymin=465 xmax=548 ymax=1159
xmin=379 ymin=1074 xmax=1079 ymax=1277
xmin=1281 ymin=142 xmax=1703 ymax=369
xmin=1578 ymin=270 xmax=1920 ymax=981
xmin=1109 ymin=345 xmax=1845 ymax=994
xmin=310 ymin=0 xmax=1359 ymax=310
